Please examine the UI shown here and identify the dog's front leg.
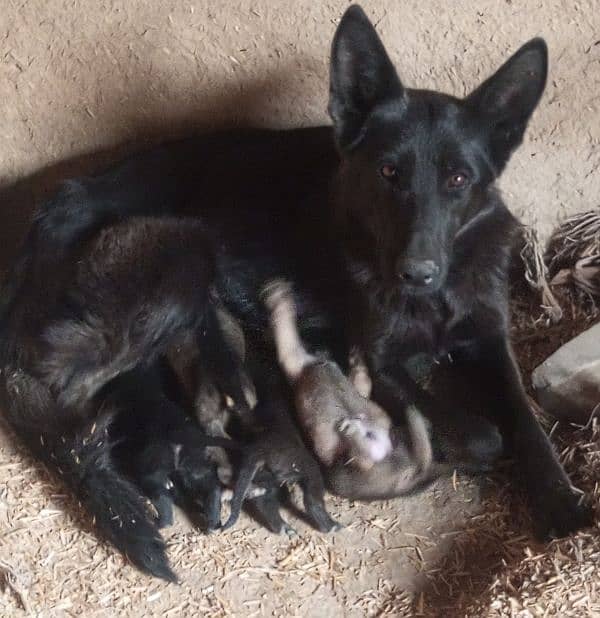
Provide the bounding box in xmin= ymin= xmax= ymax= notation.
xmin=453 ymin=336 xmax=592 ymax=538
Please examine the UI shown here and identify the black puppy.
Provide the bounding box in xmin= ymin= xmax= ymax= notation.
xmin=107 ymin=364 xmax=237 ymax=532
xmin=221 ymin=390 xmax=339 ymax=535
xmin=2 ymin=4 xmax=589 ymax=578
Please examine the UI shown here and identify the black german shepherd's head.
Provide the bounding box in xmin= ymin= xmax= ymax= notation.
xmin=329 ymin=5 xmax=547 ymax=296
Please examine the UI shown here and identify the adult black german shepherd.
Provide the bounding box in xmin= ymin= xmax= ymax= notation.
xmin=0 ymin=5 xmax=590 ymax=579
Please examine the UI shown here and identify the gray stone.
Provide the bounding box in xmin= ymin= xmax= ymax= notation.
xmin=532 ymin=322 xmax=600 ymax=423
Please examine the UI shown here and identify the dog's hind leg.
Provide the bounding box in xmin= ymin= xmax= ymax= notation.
xmin=38 ymin=221 xmax=216 ymax=412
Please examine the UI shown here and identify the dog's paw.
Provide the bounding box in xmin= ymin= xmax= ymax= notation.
xmin=532 ymin=487 xmax=593 ymax=540
xmin=309 ymin=507 xmax=341 ymax=534
xmin=327 ymin=521 xmax=344 ymax=533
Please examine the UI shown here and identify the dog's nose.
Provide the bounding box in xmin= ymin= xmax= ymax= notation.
xmin=399 ymin=259 xmax=439 ymax=286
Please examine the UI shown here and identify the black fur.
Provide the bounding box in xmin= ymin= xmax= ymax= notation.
xmin=0 ymin=216 xmax=237 ymax=578
xmin=107 ymin=365 xmax=238 ymax=532
xmin=221 ymin=393 xmax=339 ymax=535
xmin=0 ymin=3 xmax=591 ymax=578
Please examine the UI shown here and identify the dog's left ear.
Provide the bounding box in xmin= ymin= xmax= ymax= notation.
xmin=466 ymin=38 xmax=548 ymax=173
xmin=328 ymin=5 xmax=405 ymax=150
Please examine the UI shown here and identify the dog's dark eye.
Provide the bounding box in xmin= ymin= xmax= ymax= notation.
xmin=446 ymin=173 xmax=469 ymax=189
xmin=380 ymin=165 xmax=399 ymax=181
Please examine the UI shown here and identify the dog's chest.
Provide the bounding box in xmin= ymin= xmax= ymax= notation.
xmin=367 ymin=290 xmax=475 ymax=368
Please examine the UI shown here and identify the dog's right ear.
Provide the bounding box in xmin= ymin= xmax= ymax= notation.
xmin=328 ymin=5 xmax=405 ymax=150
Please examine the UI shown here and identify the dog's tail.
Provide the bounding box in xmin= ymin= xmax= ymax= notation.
xmin=220 ymin=450 xmax=262 ymax=531
xmin=261 ymin=279 xmax=315 ymax=382
xmin=2 ymin=373 xmax=176 ymax=582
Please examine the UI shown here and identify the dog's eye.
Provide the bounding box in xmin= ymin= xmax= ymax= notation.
xmin=446 ymin=173 xmax=469 ymax=189
xmin=380 ymin=165 xmax=399 ymax=181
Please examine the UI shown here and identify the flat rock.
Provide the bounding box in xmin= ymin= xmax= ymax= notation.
xmin=532 ymin=322 xmax=600 ymax=423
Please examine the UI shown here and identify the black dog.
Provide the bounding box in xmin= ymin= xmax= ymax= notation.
xmin=1 ymin=4 xmax=590 ymax=578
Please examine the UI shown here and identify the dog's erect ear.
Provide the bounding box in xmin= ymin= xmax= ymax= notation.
xmin=328 ymin=5 xmax=405 ymax=150
xmin=466 ymin=38 xmax=548 ymax=173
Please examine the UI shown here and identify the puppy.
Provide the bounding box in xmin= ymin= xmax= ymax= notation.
xmin=262 ymin=279 xmax=392 ymax=470
xmin=221 ymin=394 xmax=339 ymax=534
xmin=166 ymin=297 xmax=257 ymax=487
xmin=327 ymin=405 xmax=437 ymax=499
xmin=109 ymin=365 xmax=237 ymax=531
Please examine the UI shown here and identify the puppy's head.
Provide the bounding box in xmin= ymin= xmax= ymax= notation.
xmin=338 ymin=417 xmax=393 ymax=466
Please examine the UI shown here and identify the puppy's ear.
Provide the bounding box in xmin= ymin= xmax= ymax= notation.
xmin=466 ymin=38 xmax=548 ymax=173
xmin=328 ymin=5 xmax=405 ymax=150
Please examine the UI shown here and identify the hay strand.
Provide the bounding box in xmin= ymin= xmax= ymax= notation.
xmin=547 ymin=209 xmax=600 ymax=306
xmin=520 ymin=225 xmax=563 ymax=323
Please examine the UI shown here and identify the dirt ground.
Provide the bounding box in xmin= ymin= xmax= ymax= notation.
xmin=1 ymin=2 xmax=600 ymax=617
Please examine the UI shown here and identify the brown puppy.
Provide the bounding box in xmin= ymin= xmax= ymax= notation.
xmin=327 ymin=405 xmax=439 ymax=499
xmin=262 ymin=279 xmax=392 ymax=470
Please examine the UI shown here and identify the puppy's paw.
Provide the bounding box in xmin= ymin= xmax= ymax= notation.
xmin=282 ymin=523 xmax=298 ymax=537
xmin=338 ymin=418 xmax=361 ymax=437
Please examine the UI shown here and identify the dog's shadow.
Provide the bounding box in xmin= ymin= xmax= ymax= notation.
xmin=0 ymin=54 xmax=321 ymax=276
xmin=403 ymin=366 xmax=541 ymax=616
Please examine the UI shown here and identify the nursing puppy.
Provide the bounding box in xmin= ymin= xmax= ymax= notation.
xmin=109 ymin=365 xmax=237 ymax=532
xmin=166 ymin=300 xmax=257 ymax=486
xmin=263 ymin=279 xmax=392 ymax=470
xmin=327 ymin=405 xmax=436 ymax=499
xmin=221 ymin=393 xmax=340 ymax=535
